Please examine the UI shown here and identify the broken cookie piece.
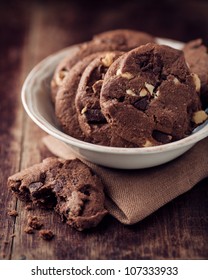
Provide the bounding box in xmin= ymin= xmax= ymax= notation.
xmin=27 ymin=215 xmax=43 ymax=230
xmin=7 ymin=158 xmax=107 ymax=231
xmin=24 ymin=226 xmax=34 ymax=234
xmin=7 ymin=209 xmax=18 ymax=217
xmin=24 ymin=216 xmax=43 ymax=234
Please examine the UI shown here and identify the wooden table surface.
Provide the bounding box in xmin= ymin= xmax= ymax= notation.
xmin=0 ymin=0 xmax=208 ymax=260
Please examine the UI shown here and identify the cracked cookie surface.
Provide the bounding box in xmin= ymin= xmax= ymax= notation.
xmin=100 ymin=43 xmax=202 ymax=147
xmin=8 ymin=158 xmax=107 ymax=231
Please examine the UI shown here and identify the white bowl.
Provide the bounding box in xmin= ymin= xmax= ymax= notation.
xmin=21 ymin=38 xmax=208 ymax=169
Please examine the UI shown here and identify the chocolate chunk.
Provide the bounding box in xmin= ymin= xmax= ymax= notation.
xmin=152 ymin=130 xmax=172 ymax=144
xmin=133 ymin=97 xmax=149 ymax=111
xmin=79 ymin=184 xmax=91 ymax=196
xmin=153 ymin=66 xmax=162 ymax=75
xmin=28 ymin=182 xmax=43 ymax=194
xmin=118 ymin=96 xmax=125 ymax=102
xmin=142 ymin=62 xmax=153 ymax=71
xmin=28 ymin=183 xmax=57 ymax=209
xmin=40 ymin=172 xmax=46 ymax=182
xmin=85 ymin=108 xmax=107 ymax=124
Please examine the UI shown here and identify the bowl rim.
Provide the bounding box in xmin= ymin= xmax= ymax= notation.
xmin=21 ymin=37 xmax=208 ymax=155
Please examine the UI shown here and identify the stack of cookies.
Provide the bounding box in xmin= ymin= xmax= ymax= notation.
xmin=51 ymin=29 xmax=208 ymax=147
xmin=7 ymin=30 xmax=208 ymax=232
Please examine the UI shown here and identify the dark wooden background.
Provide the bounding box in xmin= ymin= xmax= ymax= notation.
xmin=0 ymin=0 xmax=208 ymax=260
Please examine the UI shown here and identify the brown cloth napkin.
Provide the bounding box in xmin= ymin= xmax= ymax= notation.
xmin=43 ymin=135 xmax=208 ymax=225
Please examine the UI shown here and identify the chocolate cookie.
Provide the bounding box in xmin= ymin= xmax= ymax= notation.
xmin=183 ymin=39 xmax=208 ymax=108
xmin=55 ymin=53 xmax=100 ymax=140
xmin=93 ymin=29 xmax=155 ymax=51
xmin=51 ymin=29 xmax=155 ymax=102
xmin=8 ymin=158 xmax=107 ymax=231
xmin=100 ymin=43 xmax=203 ymax=147
xmin=51 ymin=46 xmax=82 ymax=103
xmin=75 ymin=52 xmax=136 ymax=147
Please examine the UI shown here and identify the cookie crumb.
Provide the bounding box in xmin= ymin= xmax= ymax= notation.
xmin=27 ymin=216 xmax=43 ymax=230
xmin=39 ymin=230 xmax=54 ymax=241
xmin=24 ymin=226 xmax=34 ymax=234
xmin=25 ymin=204 xmax=33 ymax=211
xmin=8 ymin=210 xmax=18 ymax=217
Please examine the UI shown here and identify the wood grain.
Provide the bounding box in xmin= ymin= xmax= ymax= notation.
xmin=0 ymin=0 xmax=208 ymax=260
